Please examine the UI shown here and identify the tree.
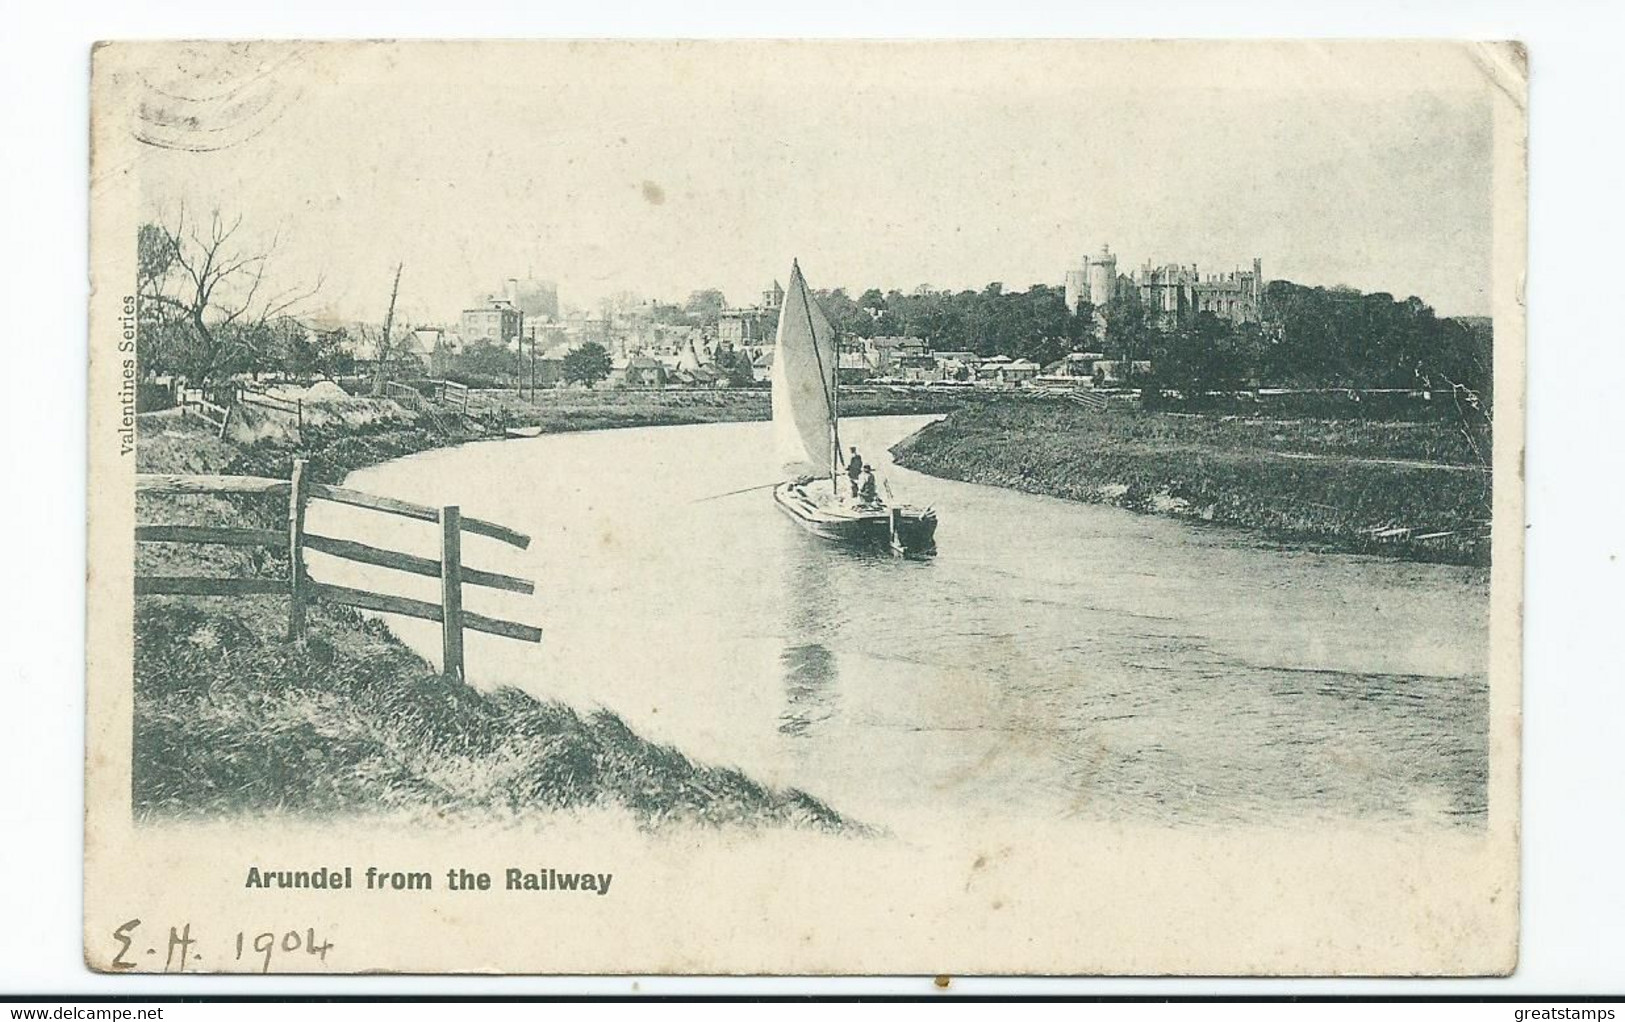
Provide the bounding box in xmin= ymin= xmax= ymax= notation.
xmin=720 ymin=348 xmax=757 ymax=388
xmin=562 ymin=341 xmax=613 ymax=388
xmin=454 ymin=337 xmax=522 ymax=388
xmin=813 ymin=288 xmax=867 ymax=338
xmin=371 ymin=263 xmax=404 ymax=394
xmin=1102 ymin=294 xmax=1160 ymax=386
xmin=138 ymin=207 xmax=323 ymax=383
xmin=682 ymin=289 xmax=726 ymax=328
xmin=284 ymin=323 xmax=354 ymax=380
xmin=1149 ymin=311 xmax=1243 ymax=400
xmin=136 ymin=223 xmax=189 ymax=377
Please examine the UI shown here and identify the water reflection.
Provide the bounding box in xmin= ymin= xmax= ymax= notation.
xmin=778 ymin=643 xmax=837 ymax=735
xmin=776 ymin=527 xmax=841 ymax=736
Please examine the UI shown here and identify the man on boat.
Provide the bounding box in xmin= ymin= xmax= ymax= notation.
xmin=857 ymin=464 xmax=880 ymax=506
xmin=845 ymin=446 xmax=863 ymax=498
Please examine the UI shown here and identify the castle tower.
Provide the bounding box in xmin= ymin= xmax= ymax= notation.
xmin=1064 ymin=268 xmax=1087 ymax=314
xmin=1088 ymin=244 xmax=1117 ymax=309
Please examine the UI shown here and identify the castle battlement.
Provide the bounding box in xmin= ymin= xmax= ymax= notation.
xmin=1066 ymin=246 xmax=1263 ymax=327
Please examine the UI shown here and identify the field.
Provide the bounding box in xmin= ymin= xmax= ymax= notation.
xmin=890 ymin=399 xmax=1494 ymax=564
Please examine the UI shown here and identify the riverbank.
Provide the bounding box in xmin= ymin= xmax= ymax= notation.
xmin=463 ymin=384 xmax=965 ymax=434
xmin=134 ymin=395 xmax=854 ymax=828
xmin=890 ymin=400 xmax=1493 ymax=565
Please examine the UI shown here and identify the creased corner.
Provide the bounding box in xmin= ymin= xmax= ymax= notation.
xmin=1469 ymin=40 xmax=1529 ymax=113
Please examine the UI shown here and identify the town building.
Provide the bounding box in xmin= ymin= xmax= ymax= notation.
xmin=1092 ymin=359 xmax=1154 ymax=386
xmin=503 ymin=277 xmax=560 ymax=322
xmin=460 ymin=298 xmax=522 ymax=345
xmin=837 ymin=350 xmax=873 ymax=384
xmin=618 ymin=354 xmax=667 ymax=389
xmin=1040 ymin=352 xmax=1106 ymax=381
xmin=718 ymin=281 xmax=785 ymax=347
xmin=988 ymin=358 xmax=1040 ymax=385
xmin=858 ymin=335 xmax=930 ymax=374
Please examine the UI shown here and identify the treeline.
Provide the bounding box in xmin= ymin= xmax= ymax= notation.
xmin=139 ymin=310 xmax=366 ymax=382
xmin=814 ymin=284 xmax=1097 ymax=368
xmin=798 ymin=279 xmax=1491 ymax=403
xmin=136 ymin=217 xmax=350 ymax=383
xmin=1253 ymin=281 xmax=1491 ymax=397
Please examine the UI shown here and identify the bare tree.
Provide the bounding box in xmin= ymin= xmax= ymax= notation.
xmin=371 ymin=262 xmax=404 ymax=395
xmin=142 ymin=205 xmax=324 ymax=383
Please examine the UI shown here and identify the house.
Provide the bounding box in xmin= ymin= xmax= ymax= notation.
xmin=894 ymin=352 xmax=940 ymax=383
xmin=672 ymin=364 xmax=722 ymax=388
xmin=751 ymin=348 xmax=775 ymax=384
xmin=989 ymin=359 xmax=1040 ymax=386
xmin=460 ymin=298 xmax=522 ymax=344
xmin=1092 ymin=359 xmax=1154 ymax=386
xmin=1041 ymin=352 xmax=1105 ymax=379
xmin=621 ymin=354 xmax=667 ymax=389
xmin=861 ymin=335 xmax=929 ymax=373
xmin=837 ymin=351 xmax=873 ymax=384
xmin=1005 ymin=358 xmax=1041 ymax=382
xmin=934 ymin=355 xmax=979 ymax=383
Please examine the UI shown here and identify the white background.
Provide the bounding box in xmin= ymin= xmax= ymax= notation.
xmin=2 ymin=0 xmax=1621 ymax=998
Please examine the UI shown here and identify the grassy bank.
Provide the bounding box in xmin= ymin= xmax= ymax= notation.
xmin=891 ymin=400 xmax=1494 ymax=565
xmin=464 ymin=384 xmax=966 ymax=433
xmin=134 ymin=398 xmax=849 ymax=828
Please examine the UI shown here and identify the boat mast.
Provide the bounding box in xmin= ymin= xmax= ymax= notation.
xmin=830 ymin=326 xmax=842 ymax=490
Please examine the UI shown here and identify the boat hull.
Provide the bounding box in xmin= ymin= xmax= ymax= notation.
xmin=772 ymin=482 xmax=937 ymax=556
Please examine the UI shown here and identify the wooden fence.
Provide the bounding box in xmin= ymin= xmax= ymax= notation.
xmin=1068 ymin=389 xmax=1109 ymax=412
xmin=135 ymin=459 xmax=540 ymax=680
xmin=237 ymin=385 xmax=305 ymax=431
xmin=427 ymin=379 xmax=471 ymax=414
xmin=177 ymin=388 xmax=232 ymax=438
xmin=383 ymin=378 xmax=471 ymax=415
xmin=383 ymin=380 xmax=427 ymax=411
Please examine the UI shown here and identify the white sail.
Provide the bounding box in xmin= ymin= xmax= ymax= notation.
xmin=771 ymin=261 xmax=839 ymax=477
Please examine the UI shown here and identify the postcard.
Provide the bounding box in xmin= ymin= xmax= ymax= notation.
xmin=86 ymin=39 xmax=1525 ymax=975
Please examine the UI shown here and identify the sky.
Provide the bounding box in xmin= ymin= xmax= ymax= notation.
xmin=127 ymin=41 xmax=1500 ymax=324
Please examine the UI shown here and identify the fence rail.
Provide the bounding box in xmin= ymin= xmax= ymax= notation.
xmin=134 ymin=459 xmax=540 ymax=679
xmin=384 ymin=380 xmax=427 ymax=411
xmin=238 ymin=385 xmax=305 ymax=431
xmin=1068 ymin=390 xmax=1109 ymax=412
xmin=177 ymin=388 xmax=232 ymax=439
xmin=427 ymin=378 xmax=471 ymax=414
xmin=381 ymin=378 xmax=473 ymax=415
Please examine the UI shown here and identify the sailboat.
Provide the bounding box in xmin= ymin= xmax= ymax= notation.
xmin=770 ymin=260 xmax=938 ymax=557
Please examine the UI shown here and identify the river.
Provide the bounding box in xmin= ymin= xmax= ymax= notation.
xmin=306 ymin=414 xmax=1489 ymax=832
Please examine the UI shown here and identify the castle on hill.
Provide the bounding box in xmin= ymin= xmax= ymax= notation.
xmin=1064 ymin=245 xmax=1264 ymax=327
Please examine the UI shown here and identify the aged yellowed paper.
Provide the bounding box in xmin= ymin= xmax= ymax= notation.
xmin=86 ymin=40 xmax=1525 ymax=975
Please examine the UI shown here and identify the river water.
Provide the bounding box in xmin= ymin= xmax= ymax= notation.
xmin=307 ymin=414 xmax=1489 ymax=831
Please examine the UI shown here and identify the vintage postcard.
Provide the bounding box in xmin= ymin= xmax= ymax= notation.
xmin=86 ymin=40 xmax=1526 ymax=976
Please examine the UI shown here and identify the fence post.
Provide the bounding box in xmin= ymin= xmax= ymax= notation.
xmin=440 ymin=505 xmax=465 ymax=680
xmin=287 ymin=458 xmax=310 ymax=640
